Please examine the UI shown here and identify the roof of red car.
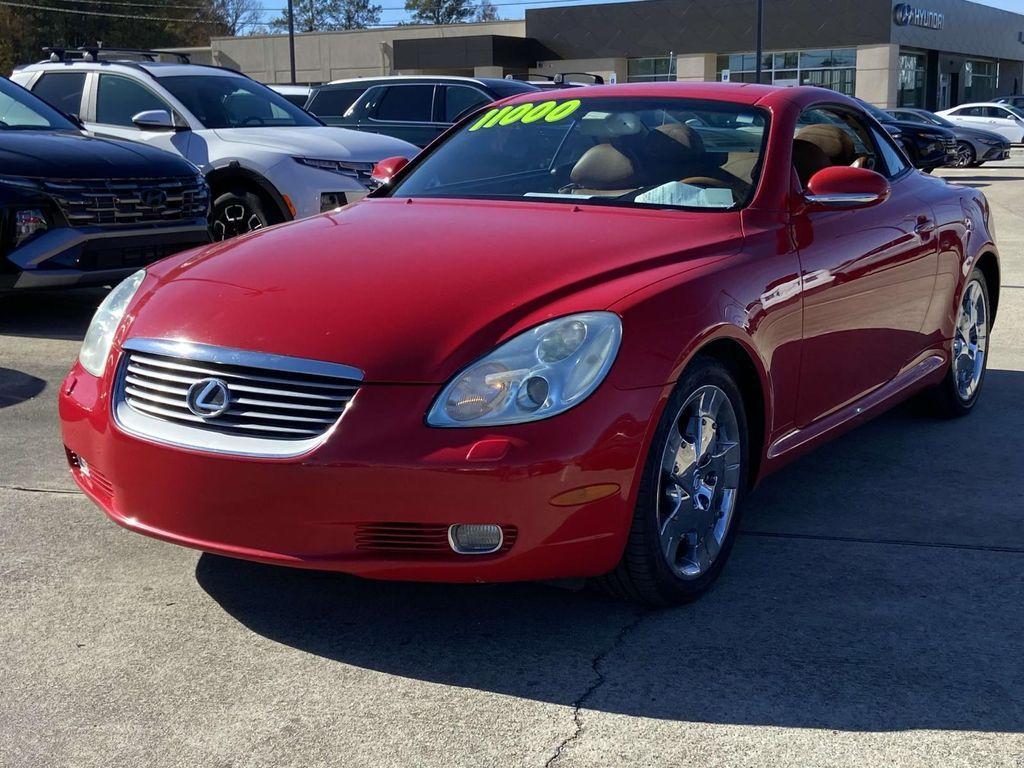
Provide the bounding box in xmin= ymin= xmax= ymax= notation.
xmin=504 ymin=81 xmax=790 ymax=105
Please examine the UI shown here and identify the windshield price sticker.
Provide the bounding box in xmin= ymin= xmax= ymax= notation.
xmin=469 ymin=99 xmax=582 ymax=131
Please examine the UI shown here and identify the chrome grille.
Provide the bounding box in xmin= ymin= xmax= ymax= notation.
xmin=43 ymin=176 xmax=209 ymax=227
xmin=114 ymin=339 xmax=363 ymax=457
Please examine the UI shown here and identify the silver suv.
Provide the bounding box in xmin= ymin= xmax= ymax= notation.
xmin=13 ymin=48 xmax=418 ymax=239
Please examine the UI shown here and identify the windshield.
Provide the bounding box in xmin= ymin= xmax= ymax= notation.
xmin=0 ymin=77 xmax=78 ymax=131
xmin=915 ymin=110 xmax=953 ymax=127
xmin=159 ymin=75 xmax=321 ymax=129
xmin=860 ymin=100 xmax=895 ymax=124
xmin=389 ymin=97 xmax=768 ymax=211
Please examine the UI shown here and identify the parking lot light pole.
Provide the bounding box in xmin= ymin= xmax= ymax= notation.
xmin=755 ymin=0 xmax=764 ymax=84
xmin=288 ymin=0 xmax=296 ymax=85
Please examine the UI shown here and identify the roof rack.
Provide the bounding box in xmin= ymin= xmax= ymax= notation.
xmin=504 ymin=73 xmax=555 ymax=82
xmin=42 ymin=46 xmax=190 ymax=64
xmin=553 ymin=72 xmax=604 ymax=85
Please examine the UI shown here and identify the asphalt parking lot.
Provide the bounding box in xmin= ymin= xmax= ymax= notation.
xmin=3 ymin=157 xmax=1024 ymax=768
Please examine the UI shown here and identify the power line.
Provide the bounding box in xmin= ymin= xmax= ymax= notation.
xmin=58 ymin=0 xmax=207 ymax=9
xmin=0 ymin=0 xmax=217 ymax=21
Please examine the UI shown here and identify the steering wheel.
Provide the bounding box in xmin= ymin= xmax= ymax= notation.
xmin=240 ymin=116 xmax=265 ymax=127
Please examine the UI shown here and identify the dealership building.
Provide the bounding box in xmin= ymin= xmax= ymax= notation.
xmin=189 ymin=0 xmax=1024 ymax=108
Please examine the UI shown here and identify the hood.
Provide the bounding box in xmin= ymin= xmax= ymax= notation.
xmin=212 ymin=126 xmax=418 ymax=161
xmin=0 ymin=131 xmax=198 ymax=179
xmin=885 ymin=119 xmax=955 ymax=138
xmin=946 ymin=125 xmax=1008 ymax=143
xmin=127 ymin=198 xmax=741 ymax=383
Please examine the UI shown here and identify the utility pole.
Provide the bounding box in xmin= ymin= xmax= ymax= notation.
xmin=754 ymin=0 xmax=764 ymax=84
xmin=287 ymin=0 xmax=296 ymax=85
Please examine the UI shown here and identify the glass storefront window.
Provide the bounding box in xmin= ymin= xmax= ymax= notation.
xmin=964 ymin=60 xmax=998 ymax=103
xmin=715 ymin=48 xmax=856 ymax=96
xmin=897 ymin=52 xmax=927 ymax=107
xmin=627 ymin=56 xmax=677 ymax=82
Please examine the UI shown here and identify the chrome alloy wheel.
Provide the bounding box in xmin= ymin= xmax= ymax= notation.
xmin=953 ymin=279 xmax=988 ymax=402
xmin=657 ymin=385 xmax=742 ymax=579
xmin=953 ymin=142 xmax=974 ymax=168
xmin=212 ymin=203 xmax=264 ymax=241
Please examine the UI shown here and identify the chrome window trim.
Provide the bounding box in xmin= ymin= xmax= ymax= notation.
xmin=112 ymin=338 xmax=364 ymax=459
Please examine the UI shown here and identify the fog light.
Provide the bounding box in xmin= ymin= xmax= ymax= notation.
xmin=320 ymin=192 xmax=347 ymax=212
xmin=14 ymin=209 xmax=47 ymax=245
xmin=448 ymin=524 xmax=503 ymax=554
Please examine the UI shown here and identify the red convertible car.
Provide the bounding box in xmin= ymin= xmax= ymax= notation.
xmin=60 ymin=83 xmax=998 ymax=605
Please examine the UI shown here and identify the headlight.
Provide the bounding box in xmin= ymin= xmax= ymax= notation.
xmin=427 ymin=312 xmax=622 ymax=427
xmin=919 ymin=132 xmax=948 ymax=142
xmin=977 ymin=137 xmax=1002 ymax=146
xmin=13 ymin=208 xmax=48 ymax=246
xmin=294 ymin=157 xmax=372 ymax=181
xmin=0 ymin=175 xmax=41 ymax=192
xmin=79 ymin=270 xmax=146 ymax=377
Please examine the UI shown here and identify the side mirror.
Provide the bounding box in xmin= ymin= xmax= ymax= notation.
xmin=131 ymin=109 xmax=176 ymax=131
xmin=804 ymin=166 xmax=891 ymax=209
xmin=370 ymin=155 xmax=410 ymax=187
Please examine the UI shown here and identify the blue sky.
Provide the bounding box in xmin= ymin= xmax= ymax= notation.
xmin=370 ymin=0 xmax=1022 ymax=29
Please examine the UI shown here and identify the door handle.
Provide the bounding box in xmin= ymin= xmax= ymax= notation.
xmin=915 ymin=216 xmax=935 ymax=236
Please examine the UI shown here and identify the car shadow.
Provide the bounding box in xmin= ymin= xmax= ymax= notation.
xmin=196 ymin=369 xmax=1024 ymax=732
xmin=0 ymin=367 xmax=46 ymax=408
xmin=0 ymin=288 xmax=109 ymax=341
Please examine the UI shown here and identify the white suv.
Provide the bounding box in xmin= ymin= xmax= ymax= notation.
xmin=12 ymin=52 xmax=418 ymax=239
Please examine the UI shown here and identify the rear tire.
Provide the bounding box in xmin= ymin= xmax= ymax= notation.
xmin=594 ymin=357 xmax=750 ymax=606
xmin=211 ymin=187 xmax=275 ymax=241
xmin=926 ymin=268 xmax=991 ymax=418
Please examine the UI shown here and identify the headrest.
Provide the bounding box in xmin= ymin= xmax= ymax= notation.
xmin=795 ymin=124 xmax=855 ymax=164
xmin=643 ymin=123 xmax=705 ymax=161
xmin=570 ymin=143 xmax=635 ymax=189
xmin=577 ymin=111 xmax=643 ymax=138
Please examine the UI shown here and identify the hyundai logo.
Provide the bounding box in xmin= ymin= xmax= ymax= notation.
xmin=186 ymin=378 xmax=231 ymax=418
xmin=894 ymin=3 xmax=944 ymax=29
xmin=141 ymin=189 xmax=167 ymax=208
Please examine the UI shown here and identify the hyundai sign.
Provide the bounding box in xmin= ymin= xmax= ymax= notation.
xmin=894 ymin=3 xmax=944 ymax=30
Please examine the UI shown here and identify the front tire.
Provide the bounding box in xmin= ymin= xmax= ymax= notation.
xmin=595 ymin=357 xmax=750 ymax=606
xmin=926 ymin=268 xmax=991 ymax=418
xmin=954 ymin=141 xmax=976 ymax=168
xmin=211 ymin=187 xmax=274 ymax=241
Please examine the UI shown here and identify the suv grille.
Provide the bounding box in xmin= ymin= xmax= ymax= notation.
xmin=114 ymin=339 xmax=363 ymax=457
xmin=43 ymin=176 xmax=209 ymax=227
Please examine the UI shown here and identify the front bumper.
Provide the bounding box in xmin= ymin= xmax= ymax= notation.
xmin=59 ymin=352 xmax=664 ymax=582
xmin=2 ymin=220 xmax=211 ymax=290
xmin=979 ymin=144 xmax=1012 ymax=162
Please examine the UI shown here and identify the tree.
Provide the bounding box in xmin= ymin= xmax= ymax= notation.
xmin=211 ymin=0 xmax=262 ymax=35
xmin=473 ymin=0 xmax=498 ymax=21
xmin=403 ymin=0 xmax=475 ymax=25
xmin=269 ymin=0 xmax=382 ymax=32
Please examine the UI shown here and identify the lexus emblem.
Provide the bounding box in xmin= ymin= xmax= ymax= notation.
xmin=141 ymin=189 xmax=167 ymax=209
xmin=186 ymin=378 xmax=231 ymax=418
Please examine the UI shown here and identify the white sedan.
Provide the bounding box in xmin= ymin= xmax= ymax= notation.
xmin=937 ymin=102 xmax=1024 ymax=143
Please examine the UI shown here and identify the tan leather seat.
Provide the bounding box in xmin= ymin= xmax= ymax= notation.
xmin=792 ymin=138 xmax=832 ymax=187
xmin=569 ymin=143 xmax=636 ymax=195
xmin=794 ymin=124 xmax=856 ymax=166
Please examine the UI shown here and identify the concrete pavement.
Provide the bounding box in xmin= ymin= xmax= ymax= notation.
xmin=2 ymin=157 xmax=1023 ymax=767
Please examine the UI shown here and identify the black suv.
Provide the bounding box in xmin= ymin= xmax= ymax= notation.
xmin=305 ymin=76 xmax=540 ymax=147
xmin=0 ymin=76 xmax=210 ymax=290
xmin=857 ymin=98 xmax=956 ymax=171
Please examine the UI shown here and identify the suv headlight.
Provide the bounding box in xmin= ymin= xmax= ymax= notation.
xmin=79 ymin=270 xmax=146 ymax=377
xmin=427 ymin=312 xmax=622 ymax=427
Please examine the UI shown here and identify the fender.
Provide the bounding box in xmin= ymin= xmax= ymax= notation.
xmin=205 ymin=162 xmax=293 ymax=221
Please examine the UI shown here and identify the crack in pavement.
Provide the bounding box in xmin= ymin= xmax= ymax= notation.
xmin=1 ymin=487 xmax=78 ymax=499
xmin=739 ymin=529 xmax=1024 ymax=554
xmin=544 ymin=608 xmax=650 ymax=768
